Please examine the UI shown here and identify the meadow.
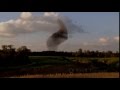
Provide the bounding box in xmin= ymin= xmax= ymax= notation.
xmin=0 ymin=56 xmax=119 ymax=78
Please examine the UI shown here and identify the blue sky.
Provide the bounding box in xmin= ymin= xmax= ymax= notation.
xmin=0 ymin=12 xmax=119 ymax=52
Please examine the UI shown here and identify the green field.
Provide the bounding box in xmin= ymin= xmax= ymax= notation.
xmin=29 ymin=56 xmax=119 ymax=67
xmin=27 ymin=56 xmax=119 ymax=73
xmin=1 ymin=56 xmax=118 ymax=69
xmin=29 ymin=56 xmax=71 ymax=64
xmin=0 ymin=56 xmax=119 ymax=77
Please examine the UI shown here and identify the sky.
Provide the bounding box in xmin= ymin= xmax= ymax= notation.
xmin=0 ymin=12 xmax=119 ymax=52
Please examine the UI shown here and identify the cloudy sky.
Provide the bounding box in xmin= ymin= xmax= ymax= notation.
xmin=0 ymin=12 xmax=119 ymax=52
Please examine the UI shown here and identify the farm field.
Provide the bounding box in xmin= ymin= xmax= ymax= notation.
xmin=14 ymin=72 xmax=119 ymax=78
xmin=0 ymin=56 xmax=119 ymax=78
xmin=29 ymin=56 xmax=119 ymax=66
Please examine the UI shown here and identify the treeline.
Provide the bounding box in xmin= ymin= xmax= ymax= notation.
xmin=0 ymin=45 xmax=119 ymax=66
xmin=74 ymin=49 xmax=119 ymax=57
xmin=0 ymin=45 xmax=31 ymax=66
xmin=30 ymin=51 xmax=73 ymax=56
xmin=30 ymin=49 xmax=119 ymax=57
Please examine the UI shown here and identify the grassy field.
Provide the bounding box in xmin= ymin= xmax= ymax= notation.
xmin=0 ymin=56 xmax=118 ymax=69
xmin=29 ymin=56 xmax=71 ymax=64
xmin=13 ymin=72 xmax=119 ymax=78
xmin=29 ymin=56 xmax=119 ymax=65
xmin=29 ymin=56 xmax=119 ymax=71
xmin=0 ymin=56 xmax=119 ymax=78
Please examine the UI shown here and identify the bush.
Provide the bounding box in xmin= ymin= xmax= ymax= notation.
xmin=0 ymin=45 xmax=31 ymax=67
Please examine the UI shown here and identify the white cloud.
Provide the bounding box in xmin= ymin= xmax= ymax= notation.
xmin=44 ymin=12 xmax=58 ymax=17
xmin=20 ymin=12 xmax=32 ymax=19
xmin=114 ymin=36 xmax=119 ymax=42
xmin=99 ymin=37 xmax=109 ymax=43
xmin=81 ymin=36 xmax=119 ymax=51
xmin=0 ymin=12 xmax=83 ymax=37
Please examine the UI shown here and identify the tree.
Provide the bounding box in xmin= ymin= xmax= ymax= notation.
xmin=78 ymin=48 xmax=83 ymax=56
xmin=16 ymin=46 xmax=31 ymax=64
xmin=2 ymin=45 xmax=7 ymax=50
xmin=7 ymin=45 xmax=13 ymax=50
xmin=17 ymin=46 xmax=30 ymax=53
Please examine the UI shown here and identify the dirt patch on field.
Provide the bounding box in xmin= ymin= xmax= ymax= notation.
xmin=13 ymin=72 xmax=119 ymax=78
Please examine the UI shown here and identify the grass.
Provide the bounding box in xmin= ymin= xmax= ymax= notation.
xmin=68 ymin=57 xmax=119 ymax=63
xmin=0 ymin=56 xmax=119 ymax=77
xmin=29 ymin=56 xmax=119 ymax=65
xmin=1 ymin=57 xmax=118 ymax=70
xmin=29 ymin=56 xmax=70 ymax=64
xmin=1 ymin=56 xmax=118 ymax=71
xmin=13 ymin=72 xmax=119 ymax=78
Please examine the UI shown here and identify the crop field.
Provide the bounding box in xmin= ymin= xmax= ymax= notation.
xmin=29 ymin=56 xmax=71 ymax=64
xmin=0 ymin=56 xmax=119 ymax=78
xmin=14 ymin=72 xmax=119 ymax=78
xmin=29 ymin=56 xmax=119 ymax=65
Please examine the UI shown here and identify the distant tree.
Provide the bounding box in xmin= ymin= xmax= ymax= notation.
xmin=115 ymin=51 xmax=119 ymax=57
xmin=78 ymin=48 xmax=82 ymax=53
xmin=2 ymin=45 xmax=7 ymax=51
xmin=0 ymin=45 xmax=15 ymax=66
xmin=16 ymin=46 xmax=31 ymax=64
xmin=7 ymin=45 xmax=13 ymax=50
xmin=17 ymin=46 xmax=30 ymax=53
xmin=78 ymin=48 xmax=83 ymax=57
xmin=95 ymin=50 xmax=99 ymax=57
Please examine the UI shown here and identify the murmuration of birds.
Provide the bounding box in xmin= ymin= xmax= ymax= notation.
xmin=47 ymin=19 xmax=68 ymax=51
